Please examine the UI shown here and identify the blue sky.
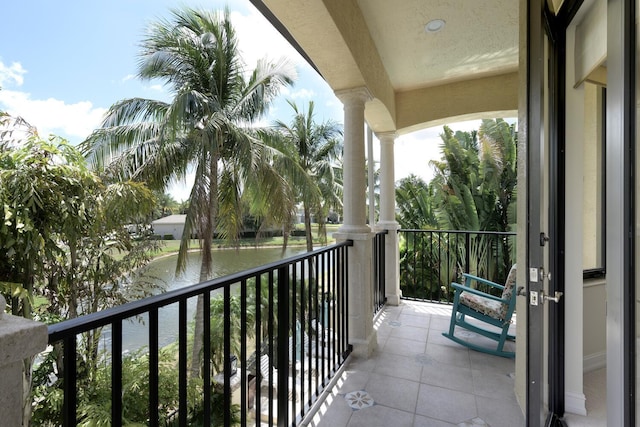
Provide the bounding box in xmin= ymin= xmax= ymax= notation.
xmin=0 ymin=1 xmax=494 ymax=201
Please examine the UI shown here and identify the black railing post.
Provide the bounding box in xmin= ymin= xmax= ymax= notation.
xmin=240 ymin=279 xmax=247 ymax=427
xmin=62 ymin=336 xmax=77 ymax=427
xmin=203 ymin=290 xmax=211 ymax=426
xmin=178 ymin=299 xmax=187 ymax=426
xmin=276 ymin=265 xmax=289 ymax=427
xmin=112 ymin=320 xmax=123 ymax=427
xmin=223 ymin=284 xmax=231 ymax=426
xmin=149 ymin=309 xmax=159 ymax=427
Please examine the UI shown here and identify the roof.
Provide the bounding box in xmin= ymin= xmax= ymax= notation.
xmin=151 ymin=214 xmax=186 ymax=225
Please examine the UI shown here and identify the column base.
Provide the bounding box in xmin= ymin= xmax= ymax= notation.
xmin=349 ymin=330 xmax=378 ymax=359
xmin=335 ymin=224 xmax=372 ymax=236
xmin=386 ymin=294 xmax=402 ymax=306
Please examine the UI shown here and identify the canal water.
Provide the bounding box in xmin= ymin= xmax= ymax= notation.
xmin=101 ymin=246 xmax=306 ymax=354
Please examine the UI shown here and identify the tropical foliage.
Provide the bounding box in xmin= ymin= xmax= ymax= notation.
xmin=268 ymin=100 xmax=343 ymax=251
xmin=0 ymin=114 xmax=162 ymax=424
xmin=397 ymin=119 xmax=517 ymax=300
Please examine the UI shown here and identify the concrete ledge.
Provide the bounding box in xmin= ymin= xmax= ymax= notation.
xmin=0 ymin=312 xmax=48 ymax=426
xmin=0 ymin=314 xmax=48 ymax=365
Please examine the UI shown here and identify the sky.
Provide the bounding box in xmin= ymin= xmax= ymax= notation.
xmin=0 ymin=0 xmax=508 ymax=202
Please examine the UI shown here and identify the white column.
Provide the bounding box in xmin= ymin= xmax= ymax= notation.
xmin=334 ymin=87 xmax=377 ymax=358
xmin=0 ymin=297 xmax=48 ymax=426
xmin=336 ymin=87 xmax=371 ymax=234
xmin=376 ymin=132 xmax=401 ymax=305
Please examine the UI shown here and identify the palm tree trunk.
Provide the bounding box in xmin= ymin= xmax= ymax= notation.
xmin=303 ymin=201 xmax=313 ymax=252
xmin=191 ymin=149 xmax=218 ymax=377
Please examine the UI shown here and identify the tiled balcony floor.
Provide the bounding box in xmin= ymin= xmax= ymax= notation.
xmin=305 ymin=300 xmax=523 ymax=427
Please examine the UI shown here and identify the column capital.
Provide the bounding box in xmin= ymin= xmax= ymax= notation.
xmin=375 ymin=131 xmax=398 ymax=142
xmin=335 ymin=87 xmax=373 ymax=104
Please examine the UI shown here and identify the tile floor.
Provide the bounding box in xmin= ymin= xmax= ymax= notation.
xmin=304 ymin=300 xmax=523 ymax=427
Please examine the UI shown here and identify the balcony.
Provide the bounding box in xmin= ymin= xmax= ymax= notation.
xmin=310 ymin=300 xmax=521 ymax=427
xmin=5 ymin=230 xmax=527 ymax=426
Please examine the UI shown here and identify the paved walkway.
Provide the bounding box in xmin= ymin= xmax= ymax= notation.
xmin=304 ymin=300 xmax=523 ymax=427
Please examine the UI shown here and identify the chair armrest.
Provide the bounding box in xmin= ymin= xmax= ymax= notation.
xmin=451 ymin=282 xmax=508 ymax=303
xmin=462 ymin=273 xmax=505 ymax=291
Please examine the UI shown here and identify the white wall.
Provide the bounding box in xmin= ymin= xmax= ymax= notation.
xmin=153 ymin=223 xmax=185 ymax=240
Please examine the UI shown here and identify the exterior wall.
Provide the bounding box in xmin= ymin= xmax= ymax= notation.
xmin=152 ymin=222 xmax=185 ymax=240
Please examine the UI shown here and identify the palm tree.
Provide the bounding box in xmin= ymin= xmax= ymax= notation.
xmin=395 ymin=174 xmax=437 ymax=230
xmin=428 ymin=118 xmax=517 ymax=280
xmin=152 ymin=191 xmax=179 ymax=220
xmin=82 ymin=7 xmax=295 ymax=375
xmin=271 ymin=100 xmax=343 ymax=251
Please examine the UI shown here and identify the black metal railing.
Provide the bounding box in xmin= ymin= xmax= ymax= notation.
xmin=398 ymin=229 xmax=516 ymax=302
xmin=372 ymin=230 xmax=388 ymax=317
xmin=46 ymin=240 xmax=353 ymax=427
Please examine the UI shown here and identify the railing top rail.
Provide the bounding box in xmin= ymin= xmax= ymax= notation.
xmin=375 ymin=229 xmax=389 ymax=236
xmin=48 ymin=239 xmax=353 ymax=343
xmin=398 ymin=229 xmax=516 ymax=236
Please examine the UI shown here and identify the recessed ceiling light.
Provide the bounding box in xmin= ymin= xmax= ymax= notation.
xmin=425 ymin=19 xmax=445 ymax=33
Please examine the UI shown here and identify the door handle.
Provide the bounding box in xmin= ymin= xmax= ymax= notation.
xmin=542 ymin=291 xmax=563 ymax=304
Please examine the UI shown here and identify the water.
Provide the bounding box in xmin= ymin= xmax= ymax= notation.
xmin=100 ymin=247 xmax=307 ymax=354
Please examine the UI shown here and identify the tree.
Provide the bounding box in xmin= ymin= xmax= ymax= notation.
xmin=395 ymin=174 xmax=437 ymax=230
xmin=365 ymin=158 xmax=380 ymax=225
xmin=429 ymin=119 xmax=517 ymax=234
xmin=271 ymin=100 xmax=343 ymax=251
xmin=397 ymin=119 xmax=517 ymax=298
xmin=82 ymin=7 xmax=296 ymax=375
xmin=152 ymin=190 xmax=179 ymax=220
xmin=0 ymin=121 xmax=160 ymax=425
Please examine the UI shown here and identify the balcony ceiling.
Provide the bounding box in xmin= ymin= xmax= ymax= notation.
xmin=257 ymin=0 xmax=519 ymax=134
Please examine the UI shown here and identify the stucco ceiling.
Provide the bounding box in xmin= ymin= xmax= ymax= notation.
xmin=257 ymin=0 xmax=519 ymax=133
xmin=357 ymin=0 xmax=519 ymax=91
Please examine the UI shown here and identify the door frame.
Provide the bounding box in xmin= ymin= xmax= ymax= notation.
xmin=525 ymin=1 xmax=581 ymax=425
xmin=525 ymin=1 xmax=546 ymax=425
xmin=606 ymin=0 xmax=636 ymax=425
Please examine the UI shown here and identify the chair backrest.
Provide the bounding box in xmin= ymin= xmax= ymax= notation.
xmin=499 ymin=264 xmax=518 ymax=319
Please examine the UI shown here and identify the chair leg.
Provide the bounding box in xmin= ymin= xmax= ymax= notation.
xmin=442 ymin=314 xmax=515 ymax=358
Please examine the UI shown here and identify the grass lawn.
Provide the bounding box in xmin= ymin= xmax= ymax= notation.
xmin=153 ymin=223 xmax=342 ymax=257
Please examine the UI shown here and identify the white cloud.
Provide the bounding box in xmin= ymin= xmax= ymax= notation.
xmin=0 ymin=89 xmax=107 ymax=142
xmin=121 ymin=74 xmax=136 ymax=82
xmin=148 ymin=84 xmax=164 ymax=92
xmin=0 ymin=60 xmax=27 ymax=88
xmin=290 ymin=88 xmax=315 ymax=100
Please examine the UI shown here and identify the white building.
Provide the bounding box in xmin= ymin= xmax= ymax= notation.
xmin=151 ymin=214 xmax=186 ymax=240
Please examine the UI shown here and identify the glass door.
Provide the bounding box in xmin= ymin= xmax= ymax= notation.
xmin=524 ymin=0 xmax=552 ymax=425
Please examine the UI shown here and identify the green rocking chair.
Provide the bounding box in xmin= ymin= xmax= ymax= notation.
xmin=442 ymin=265 xmax=518 ymax=358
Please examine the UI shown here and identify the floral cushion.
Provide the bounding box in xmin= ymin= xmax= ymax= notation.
xmin=460 ymin=292 xmax=504 ymax=319
xmin=499 ymin=264 xmax=518 ymax=318
xmin=460 ymin=264 xmax=517 ymax=321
